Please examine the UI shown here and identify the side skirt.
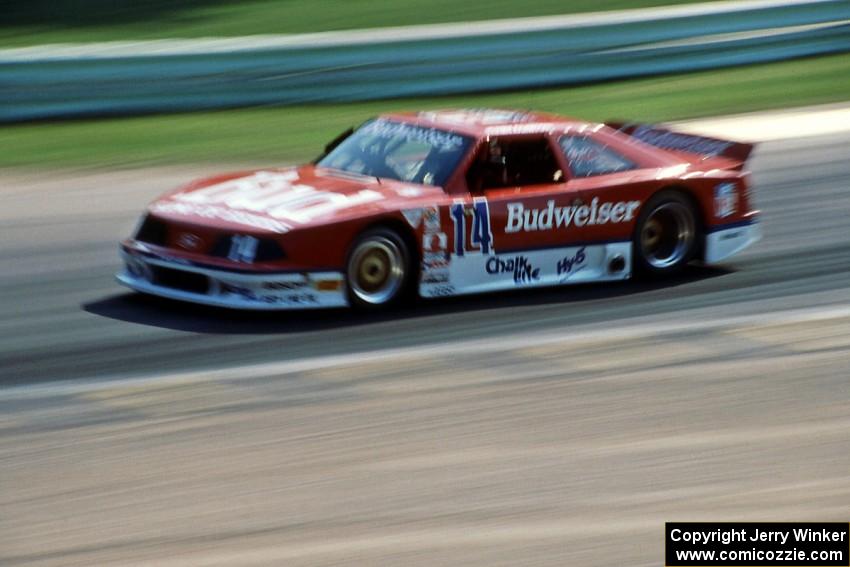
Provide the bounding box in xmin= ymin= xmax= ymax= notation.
xmin=419 ymin=242 xmax=632 ymax=298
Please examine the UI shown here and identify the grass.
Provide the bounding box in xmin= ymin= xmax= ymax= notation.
xmin=2 ymin=0 xmax=706 ymax=47
xmin=2 ymin=53 xmax=848 ymax=170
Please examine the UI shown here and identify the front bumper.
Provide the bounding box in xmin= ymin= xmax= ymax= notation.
xmin=117 ymin=246 xmax=348 ymax=310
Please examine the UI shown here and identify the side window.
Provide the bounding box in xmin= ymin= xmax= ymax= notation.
xmin=559 ymin=136 xmax=636 ymax=177
xmin=466 ymin=137 xmax=563 ymax=192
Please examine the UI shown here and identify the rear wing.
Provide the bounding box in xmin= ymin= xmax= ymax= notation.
xmin=607 ymin=122 xmax=755 ymax=170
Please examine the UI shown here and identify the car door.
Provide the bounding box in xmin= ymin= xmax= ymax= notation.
xmin=445 ymin=132 xmax=592 ymax=293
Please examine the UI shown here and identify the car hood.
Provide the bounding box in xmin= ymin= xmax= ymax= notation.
xmin=147 ymin=165 xmax=443 ymax=234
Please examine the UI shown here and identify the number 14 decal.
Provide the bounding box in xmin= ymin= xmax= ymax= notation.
xmin=450 ymin=199 xmax=493 ymax=256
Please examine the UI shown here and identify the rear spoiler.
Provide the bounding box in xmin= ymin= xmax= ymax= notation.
xmin=607 ymin=122 xmax=755 ymax=170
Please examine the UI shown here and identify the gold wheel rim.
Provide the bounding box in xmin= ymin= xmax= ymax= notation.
xmin=358 ymin=250 xmax=390 ymax=291
xmin=347 ymin=236 xmax=405 ymax=305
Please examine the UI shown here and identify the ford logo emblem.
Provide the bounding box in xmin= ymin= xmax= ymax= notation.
xmin=176 ymin=233 xmax=202 ymax=250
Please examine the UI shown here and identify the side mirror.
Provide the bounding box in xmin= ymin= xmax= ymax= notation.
xmin=313 ymin=127 xmax=354 ymax=163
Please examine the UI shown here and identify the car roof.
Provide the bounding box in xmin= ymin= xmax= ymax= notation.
xmin=381 ymin=108 xmax=590 ymax=138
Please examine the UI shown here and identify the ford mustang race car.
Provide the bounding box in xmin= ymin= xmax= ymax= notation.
xmin=118 ymin=109 xmax=760 ymax=309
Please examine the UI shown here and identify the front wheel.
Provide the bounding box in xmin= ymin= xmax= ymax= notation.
xmin=633 ymin=191 xmax=700 ymax=276
xmin=346 ymin=228 xmax=412 ymax=309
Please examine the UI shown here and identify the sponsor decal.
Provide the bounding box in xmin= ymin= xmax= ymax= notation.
xmin=423 ymin=251 xmax=448 ymax=263
xmin=556 ymin=247 xmax=587 ymax=278
xmin=422 ymin=271 xmax=450 ymax=284
xmin=424 ymin=232 xmax=448 ymax=253
xmin=422 ymin=247 xmax=450 ymax=282
xmin=423 ymin=205 xmax=441 ymax=233
xmin=720 ymin=230 xmax=742 ymax=241
xmin=714 ymin=182 xmax=738 ymax=219
xmin=222 ymin=283 xmax=251 ymax=296
xmin=418 ymin=109 xmax=534 ymax=125
xmin=151 ymin=201 xmax=291 ymax=234
xmin=361 ymin=120 xmax=467 ymax=151
xmin=485 ymin=123 xmax=559 ymax=136
xmin=486 ymin=255 xmax=540 ymax=284
xmin=630 ymin=125 xmax=733 ymax=157
xmin=227 ymin=235 xmax=259 ymax=263
xmin=406 ymin=205 xmax=441 ymax=232
xmin=420 ymin=206 xmax=450 ymax=278
xmin=402 ymin=208 xmax=423 ymax=229
xmin=505 ymin=198 xmax=640 ymax=233
xmin=222 ymin=283 xmax=319 ymax=305
xmin=428 ymin=284 xmax=455 ymax=297
xmin=171 ymin=170 xmax=383 ymax=227
xmin=176 ymin=232 xmax=202 ymax=251
xmin=423 ymin=255 xmax=449 ymax=270
xmin=263 ymin=280 xmax=308 ymax=291
xmin=277 ymin=293 xmax=320 ymax=305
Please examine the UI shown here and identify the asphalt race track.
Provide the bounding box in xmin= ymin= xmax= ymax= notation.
xmin=1 ymin=132 xmax=849 ymax=566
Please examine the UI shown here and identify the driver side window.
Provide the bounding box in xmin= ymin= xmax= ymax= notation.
xmin=466 ymin=136 xmax=563 ymax=193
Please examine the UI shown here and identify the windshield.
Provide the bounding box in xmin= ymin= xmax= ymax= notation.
xmin=317 ymin=119 xmax=473 ymax=187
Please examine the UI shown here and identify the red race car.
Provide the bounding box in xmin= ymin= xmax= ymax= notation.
xmin=118 ymin=109 xmax=760 ymax=309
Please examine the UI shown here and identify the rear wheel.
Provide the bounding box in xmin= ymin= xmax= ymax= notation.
xmin=346 ymin=228 xmax=412 ymax=309
xmin=633 ymin=190 xmax=699 ymax=276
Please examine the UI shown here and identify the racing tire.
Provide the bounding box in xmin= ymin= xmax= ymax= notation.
xmin=633 ymin=190 xmax=700 ymax=277
xmin=346 ymin=227 xmax=413 ymax=309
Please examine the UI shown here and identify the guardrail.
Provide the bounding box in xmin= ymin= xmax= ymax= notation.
xmin=1 ymin=0 xmax=848 ymax=122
